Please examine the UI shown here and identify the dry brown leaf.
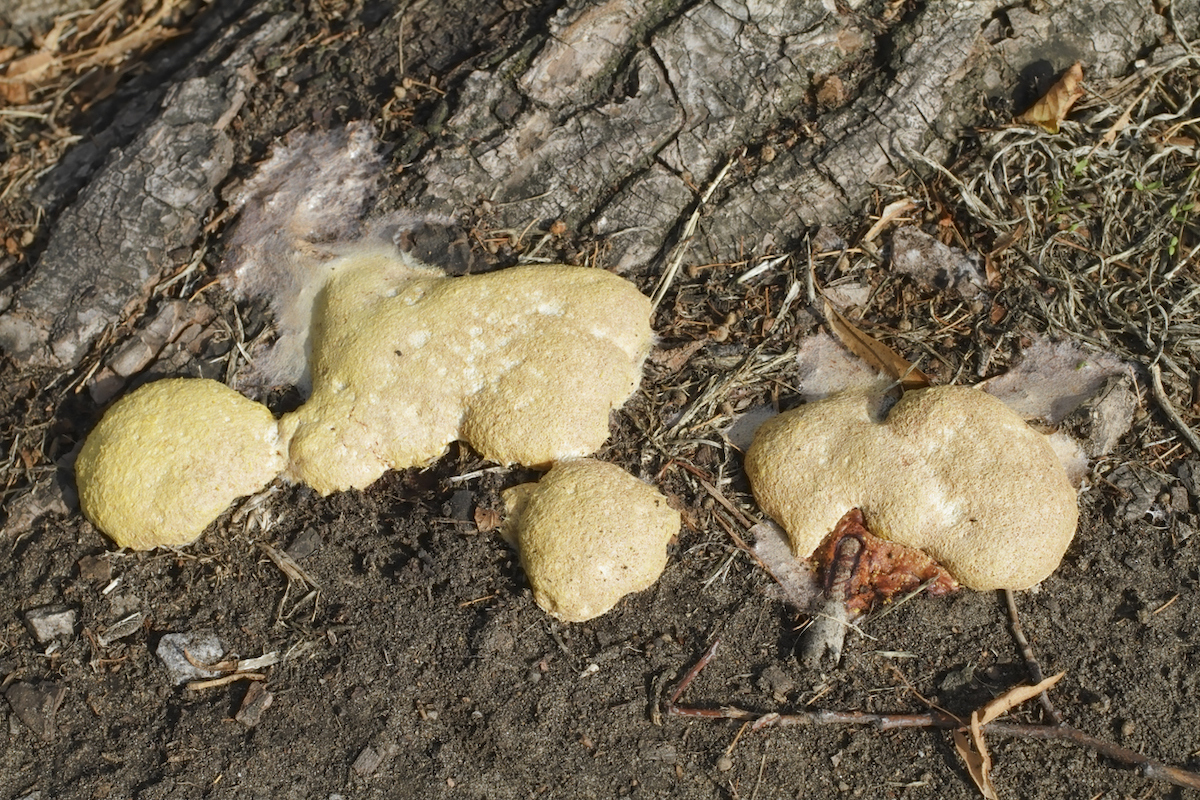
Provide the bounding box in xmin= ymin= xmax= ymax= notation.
xmin=823 ymin=300 xmax=930 ymax=389
xmin=1017 ymin=62 xmax=1084 ymax=134
xmin=648 ymin=339 xmax=706 ymax=374
xmin=953 ymin=673 xmax=1064 ymax=799
xmin=474 ymin=506 xmax=500 ymax=534
xmin=0 ymin=82 xmax=32 ymax=105
xmin=953 ymin=726 xmax=998 ymax=800
xmin=977 ymin=672 xmax=1064 ymax=726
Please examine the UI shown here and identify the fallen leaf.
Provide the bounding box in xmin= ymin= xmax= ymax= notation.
xmin=977 ymin=672 xmax=1064 ymax=726
xmin=648 ymin=339 xmax=706 ymax=373
xmin=953 ymin=726 xmax=998 ymax=800
xmin=1017 ymin=62 xmax=1084 ymax=134
xmin=953 ymin=673 xmax=1065 ymax=799
xmin=5 ymin=681 xmax=68 ymax=741
xmin=810 ymin=508 xmax=958 ymax=615
xmin=474 ymin=505 xmax=500 ymax=534
xmin=824 ymin=300 xmax=930 ymax=390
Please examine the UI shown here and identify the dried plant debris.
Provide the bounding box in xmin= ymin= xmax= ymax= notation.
xmin=0 ymin=0 xmax=189 ymax=105
xmin=953 ymin=673 xmax=1066 ymax=800
xmin=823 ymin=300 xmax=931 ymax=390
xmin=0 ymin=0 xmax=203 ymax=264
xmin=935 ymin=48 xmax=1199 ymax=454
xmin=890 ymin=226 xmax=986 ymax=299
xmin=5 ymin=681 xmax=67 ymax=741
xmin=1015 ymin=61 xmax=1085 ymax=133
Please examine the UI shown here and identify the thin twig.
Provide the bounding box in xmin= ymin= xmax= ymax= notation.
xmin=985 ymin=722 xmax=1200 ymax=790
xmin=695 ymin=475 xmax=756 ymax=530
xmin=664 ymin=643 xmax=1200 ymax=791
xmin=666 ymin=636 xmax=722 ymax=708
xmin=1003 ymin=588 xmax=1063 ymax=724
xmin=669 ymin=699 xmax=1200 ymax=790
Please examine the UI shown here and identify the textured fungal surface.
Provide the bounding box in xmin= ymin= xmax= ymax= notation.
xmin=502 ymin=459 xmax=680 ymax=622
xmin=745 ymin=383 xmax=1079 ymax=590
xmin=75 ymin=378 xmax=286 ymax=550
xmin=280 ymin=250 xmax=653 ymax=496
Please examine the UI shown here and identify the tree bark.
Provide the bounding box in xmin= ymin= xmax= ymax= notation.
xmin=0 ymin=0 xmax=1192 ymax=369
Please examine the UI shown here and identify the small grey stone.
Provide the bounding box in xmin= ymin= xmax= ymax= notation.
xmin=24 ymin=605 xmax=76 ymax=646
xmin=352 ymin=746 xmax=381 ymax=776
xmin=757 ymin=663 xmax=796 ymax=703
xmin=286 ymin=527 xmax=323 ymax=560
xmin=156 ymin=632 xmax=224 ymax=685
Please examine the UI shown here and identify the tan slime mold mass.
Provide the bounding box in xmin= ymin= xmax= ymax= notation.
xmin=502 ymin=459 xmax=680 ymax=622
xmin=279 ymin=249 xmax=653 ymax=495
xmin=745 ymin=383 xmax=1078 ymax=590
xmin=75 ymin=379 xmax=286 ymax=550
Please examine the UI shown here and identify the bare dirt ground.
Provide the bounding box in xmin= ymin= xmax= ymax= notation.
xmin=2 ymin=1 xmax=1200 ymax=799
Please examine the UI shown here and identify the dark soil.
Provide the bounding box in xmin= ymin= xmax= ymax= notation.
xmin=3 ymin=1 xmax=1200 ymax=799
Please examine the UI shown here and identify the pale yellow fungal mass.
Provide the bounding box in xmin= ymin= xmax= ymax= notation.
xmin=502 ymin=459 xmax=680 ymax=622
xmin=279 ymin=249 xmax=653 ymax=495
xmin=77 ymin=253 xmax=654 ymax=548
xmin=745 ymin=383 xmax=1078 ymax=590
xmin=75 ymin=378 xmax=287 ymax=550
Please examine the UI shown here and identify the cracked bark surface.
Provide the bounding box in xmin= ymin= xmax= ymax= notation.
xmin=0 ymin=11 xmax=297 ymax=368
xmin=0 ymin=0 xmax=1187 ymax=368
xmin=417 ymin=0 xmax=1174 ymax=274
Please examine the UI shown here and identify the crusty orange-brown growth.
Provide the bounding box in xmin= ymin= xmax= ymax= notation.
xmin=502 ymin=459 xmax=680 ymax=622
xmin=745 ymin=382 xmax=1078 ymax=590
xmin=76 ymin=379 xmax=286 ymax=550
xmin=280 ymin=249 xmax=652 ymax=495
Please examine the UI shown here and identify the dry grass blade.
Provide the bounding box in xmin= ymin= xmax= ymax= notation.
xmin=947 ymin=51 xmax=1200 ymax=465
xmin=259 ymin=543 xmax=321 ymax=589
xmin=824 ymin=300 xmax=931 ymax=389
xmin=863 ymin=197 xmax=919 ymax=243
